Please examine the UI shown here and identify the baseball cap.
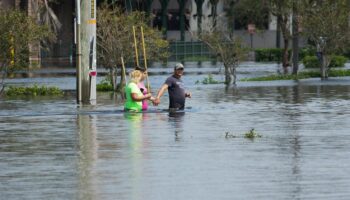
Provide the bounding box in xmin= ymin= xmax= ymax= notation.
xmin=174 ymin=63 xmax=184 ymax=70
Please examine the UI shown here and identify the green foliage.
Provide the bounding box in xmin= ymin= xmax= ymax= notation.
xmin=97 ymin=78 xmax=114 ymax=92
xmin=182 ymin=55 xmax=217 ymax=62
xmin=299 ymin=0 xmax=350 ymax=78
xmin=242 ymin=69 xmax=350 ymax=81
xmin=5 ymin=85 xmax=63 ymax=97
xmin=303 ymin=55 xmax=347 ymax=68
xmin=329 ymin=56 xmax=347 ymax=68
xmin=328 ymin=69 xmax=350 ymax=77
xmin=302 ymin=55 xmax=319 ymax=68
xmin=231 ymin=0 xmax=270 ymax=29
xmin=200 ymin=28 xmax=248 ymax=85
xmin=299 ymin=47 xmax=316 ymax=59
xmin=255 ymin=48 xmax=286 ymax=62
xmin=244 ymin=128 xmax=262 ymax=139
xmin=196 ymin=74 xmax=220 ymax=84
xmin=0 ymin=9 xmax=53 ymax=72
xmin=97 ymin=4 xmax=169 ymax=70
xmin=255 ymin=48 xmax=317 ymax=62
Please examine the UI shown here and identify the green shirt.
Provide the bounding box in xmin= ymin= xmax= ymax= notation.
xmin=124 ymin=82 xmax=142 ymax=112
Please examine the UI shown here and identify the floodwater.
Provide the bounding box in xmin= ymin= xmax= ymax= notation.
xmin=1 ymin=62 xmax=350 ymax=200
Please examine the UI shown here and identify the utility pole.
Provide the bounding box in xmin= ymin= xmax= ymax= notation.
xmin=76 ymin=0 xmax=97 ymax=105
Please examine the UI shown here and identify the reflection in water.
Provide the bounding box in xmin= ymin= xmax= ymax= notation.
xmin=2 ymin=80 xmax=350 ymax=199
xmin=124 ymin=112 xmax=147 ymax=200
xmin=168 ymin=111 xmax=185 ymax=141
xmin=77 ymin=114 xmax=99 ymax=200
xmin=291 ymin=132 xmax=302 ymax=199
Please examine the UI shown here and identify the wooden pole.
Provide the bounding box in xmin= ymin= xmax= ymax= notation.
xmin=76 ymin=0 xmax=82 ymax=103
xmin=78 ymin=0 xmax=97 ymax=104
xmin=140 ymin=26 xmax=150 ymax=92
xmin=132 ymin=26 xmax=139 ymax=67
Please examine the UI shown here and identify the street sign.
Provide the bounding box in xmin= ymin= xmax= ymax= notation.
xmin=248 ymin=24 xmax=256 ymax=34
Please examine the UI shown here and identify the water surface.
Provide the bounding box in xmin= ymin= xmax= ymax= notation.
xmin=1 ymin=63 xmax=350 ymax=200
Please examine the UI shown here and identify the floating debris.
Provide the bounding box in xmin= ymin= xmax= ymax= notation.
xmin=225 ymin=131 xmax=236 ymax=138
xmin=244 ymin=128 xmax=262 ymax=139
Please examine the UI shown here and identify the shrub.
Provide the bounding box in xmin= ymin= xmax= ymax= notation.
xmin=302 ymin=55 xmax=320 ymax=68
xmin=303 ymin=55 xmax=347 ymax=68
xmin=5 ymin=85 xmax=63 ymax=97
xmin=97 ymin=78 xmax=114 ymax=92
xmin=329 ymin=55 xmax=347 ymax=68
xmin=299 ymin=47 xmax=316 ymax=59
xmin=196 ymin=74 xmax=221 ymax=84
xmin=255 ymin=48 xmax=283 ymax=62
xmin=255 ymin=48 xmax=319 ymax=62
xmin=97 ymin=82 xmax=114 ymax=91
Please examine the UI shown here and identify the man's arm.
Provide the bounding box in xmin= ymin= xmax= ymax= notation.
xmin=154 ymin=84 xmax=168 ymax=105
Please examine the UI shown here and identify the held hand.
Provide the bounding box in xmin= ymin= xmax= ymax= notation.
xmin=153 ymin=97 xmax=160 ymax=106
xmin=149 ymin=96 xmax=156 ymax=102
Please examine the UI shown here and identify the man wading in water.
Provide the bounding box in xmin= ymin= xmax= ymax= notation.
xmin=153 ymin=63 xmax=191 ymax=110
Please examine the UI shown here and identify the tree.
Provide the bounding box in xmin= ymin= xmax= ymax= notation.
xmin=230 ymin=0 xmax=269 ymax=30
xmin=195 ymin=0 xmax=205 ymax=35
xmin=0 ymin=8 xmax=53 ymax=95
xmin=209 ymin=0 xmax=219 ymax=28
xmin=200 ymin=22 xmax=248 ymax=85
xmin=28 ymin=0 xmax=61 ymax=68
xmin=227 ymin=0 xmax=293 ymax=72
xmin=97 ymin=4 xmax=169 ymax=91
xmin=266 ymin=0 xmax=293 ymax=72
xmin=299 ymin=0 xmax=350 ymax=79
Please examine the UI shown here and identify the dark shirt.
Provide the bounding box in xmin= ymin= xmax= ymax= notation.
xmin=165 ymin=75 xmax=186 ymax=110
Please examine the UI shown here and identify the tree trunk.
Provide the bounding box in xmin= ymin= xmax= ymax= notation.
xmin=178 ymin=0 xmax=186 ymax=41
xmin=321 ymin=54 xmax=330 ymax=80
xmin=283 ymin=38 xmax=289 ymax=73
xmin=160 ymin=0 xmax=169 ymax=37
xmin=224 ymin=63 xmax=233 ymax=85
xmin=110 ymin=68 xmax=117 ymax=91
xmin=292 ymin=1 xmax=299 ymax=75
xmin=279 ymin=15 xmax=291 ymax=74
xmin=232 ymin=67 xmax=236 ymax=85
xmin=195 ymin=0 xmax=204 ymax=35
xmin=28 ymin=0 xmax=41 ymax=68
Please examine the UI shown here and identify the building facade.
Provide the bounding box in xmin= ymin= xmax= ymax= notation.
xmin=0 ymin=0 xmax=302 ymax=66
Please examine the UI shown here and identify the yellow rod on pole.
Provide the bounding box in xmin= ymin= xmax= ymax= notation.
xmin=132 ymin=26 xmax=139 ymax=67
xmin=121 ymin=56 xmax=127 ymax=100
xmin=140 ymin=26 xmax=150 ymax=92
xmin=121 ymin=56 xmax=126 ymax=88
xmin=10 ymin=36 xmax=14 ymax=66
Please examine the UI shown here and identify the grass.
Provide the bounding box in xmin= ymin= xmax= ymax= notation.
xmin=5 ymin=84 xmax=63 ymax=97
xmin=196 ymin=74 xmax=222 ymax=84
xmin=97 ymin=82 xmax=114 ymax=92
xmin=241 ymin=69 xmax=350 ymax=81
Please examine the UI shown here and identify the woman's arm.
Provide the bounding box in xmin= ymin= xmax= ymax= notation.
xmin=131 ymin=93 xmax=151 ymax=101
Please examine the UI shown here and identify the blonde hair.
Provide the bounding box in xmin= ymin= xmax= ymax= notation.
xmin=129 ymin=70 xmax=143 ymax=83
